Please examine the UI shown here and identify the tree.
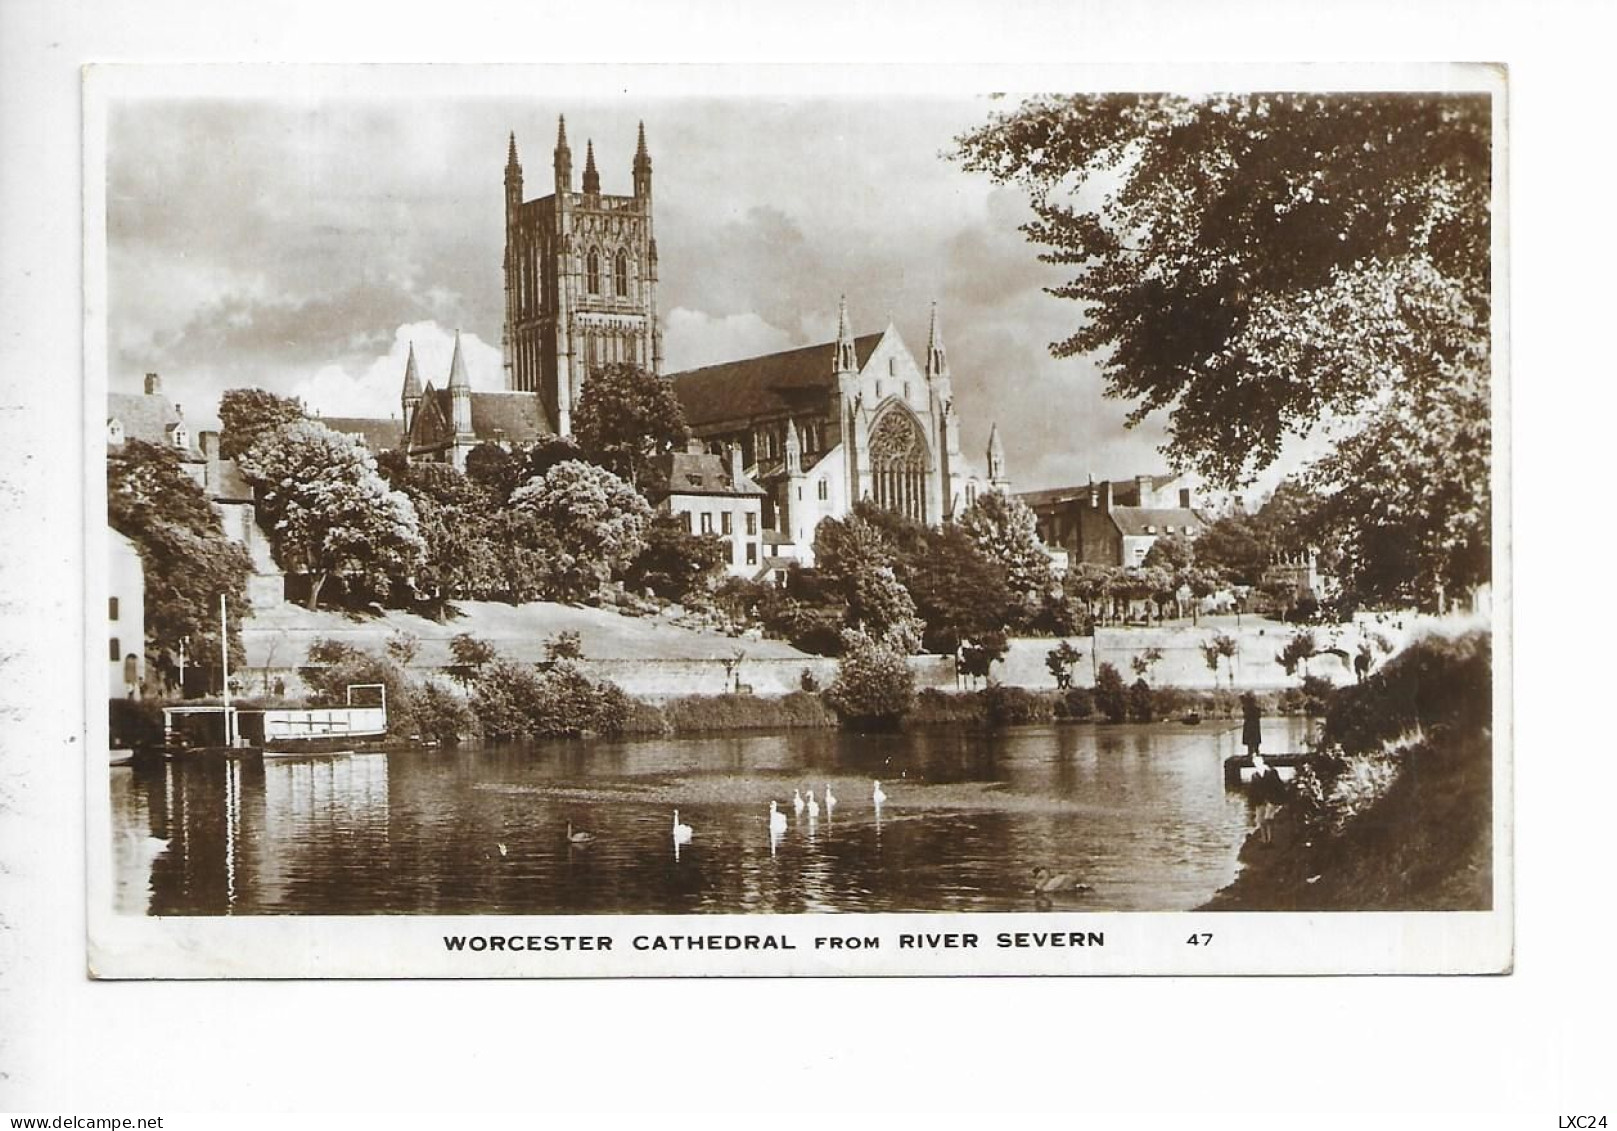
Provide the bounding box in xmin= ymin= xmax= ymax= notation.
xmin=447 ymin=633 xmax=499 ymax=687
xmin=906 ymin=525 xmax=1013 ymax=654
xmin=572 ymin=362 xmax=691 ymax=489
xmin=958 ymin=629 xmax=1009 ymax=688
xmin=626 ymin=514 xmax=728 ymax=602
xmin=1130 ymin=646 xmax=1164 ymax=683
xmin=956 ymin=94 xmax=1490 ymax=605
xmin=520 ymin=435 xmax=587 ymax=483
xmin=812 ymin=514 xmax=924 ymax=649
xmin=1201 ymin=631 xmax=1239 ymax=689
xmin=464 ymin=443 xmax=521 ymax=505
xmin=825 ymin=629 xmax=916 ymax=726
xmin=107 ymin=439 xmax=252 ymax=686
xmin=509 ymin=460 xmax=652 ymax=601
xmin=1046 ymin=640 xmax=1083 ymax=689
xmin=957 ymin=490 xmax=1054 ymax=627
xmin=236 ymin=419 xmax=425 ymax=610
xmin=217 ymin=388 xmax=306 ymax=461
xmin=1094 ymin=662 xmax=1128 ymax=723
xmin=383 ymin=460 xmax=503 ymax=614
xmin=1277 ymin=628 xmax=1320 ymax=683
xmin=1062 ymin=562 xmax=1119 ymax=628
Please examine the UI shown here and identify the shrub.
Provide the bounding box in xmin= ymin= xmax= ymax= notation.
xmin=826 ymin=631 xmax=915 ymax=726
xmin=447 ymin=632 xmax=499 ymax=687
xmin=1055 ymin=686 xmax=1095 ymax=720
xmin=1322 ymin=629 xmax=1492 ymax=755
xmin=545 ymin=630 xmax=584 ymax=662
xmin=983 ymin=684 xmax=1054 ymax=727
xmin=469 ymin=660 xmax=542 ymax=742
xmin=1128 ymin=677 xmax=1156 ymax=722
xmin=1094 ymin=662 xmax=1128 ymax=723
xmin=799 ymin=667 xmax=821 ymax=693
xmin=1045 ymin=640 xmax=1082 ymax=689
xmin=413 ymin=679 xmax=473 ymax=745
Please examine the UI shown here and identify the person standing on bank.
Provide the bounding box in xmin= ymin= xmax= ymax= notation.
xmin=1241 ymin=692 xmax=1263 ymax=757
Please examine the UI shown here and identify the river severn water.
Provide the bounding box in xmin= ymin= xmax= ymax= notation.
xmin=109 ymin=717 xmax=1311 ymax=916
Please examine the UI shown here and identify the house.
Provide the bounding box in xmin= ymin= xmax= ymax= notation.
xmin=646 ymin=442 xmax=767 ymax=579
xmin=1021 ymin=473 xmax=1207 ymax=570
xmin=108 ymin=528 xmax=145 ymax=700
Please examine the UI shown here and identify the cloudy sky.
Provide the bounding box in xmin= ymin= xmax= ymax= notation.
xmin=106 ymin=90 xmax=1216 ymax=492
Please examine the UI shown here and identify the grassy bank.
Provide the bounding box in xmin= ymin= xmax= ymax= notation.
xmin=620 ymin=691 xmax=838 ymax=735
xmin=1202 ymin=628 xmax=1493 ymax=911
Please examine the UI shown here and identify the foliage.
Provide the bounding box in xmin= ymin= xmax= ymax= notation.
xmin=1276 ymin=629 xmax=1320 ymax=679
xmin=1061 ymin=562 xmax=1121 ymax=626
xmin=983 ymin=685 xmax=1054 ymax=727
xmin=463 ymin=443 xmax=521 ymax=505
xmin=447 ymin=633 xmax=498 ymax=687
xmin=1055 ymin=687 xmax=1095 ymax=720
xmin=626 ymin=514 xmax=728 ymax=602
xmin=467 ymin=659 xmax=542 ymax=742
xmin=385 ymin=631 xmax=420 ymax=666
xmin=466 ymin=657 xmax=630 ymax=740
xmin=1094 ymin=662 xmax=1128 ymax=723
xmin=958 ymin=630 xmax=1009 ymax=686
xmin=1130 ymin=646 xmax=1164 ymax=681
xmin=300 ymin=639 xmax=418 ymax=739
xmin=483 ymin=509 xmax=561 ymax=604
xmin=1200 ymin=631 xmax=1240 ymax=688
xmin=520 ymin=436 xmax=588 ymax=482
xmin=509 ymin=460 xmax=652 ymax=601
xmin=1322 ymin=629 xmax=1491 ymax=755
xmin=1046 ymin=640 xmax=1083 ymax=689
xmin=957 ymin=490 xmax=1053 ymax=627
xmin=237 ymin=419 xmax=425 ymax=610
xmin=654 ymin=691 xmax=837 ymax=734
xmin=107 ymin=438 xmax=251 ymax=682
xmin=955 ymin=94 xmax=1491 ymax=608
xmin=905 ymin=523 xmax=1014 ymax=652
xmin=572 ymin=362 xmax=692 ymax=488
xmin=413 ymin=679 xmax=474 ymax=746
xmin=544 ymin=631 xmax=584 ymax=662
xmin=1128 ymin=678 xmax=1156 ymax=722
xmin=825 ymin=629 xmax=916 ymax=725
xmin=217 ymin=388 xmax=305 ymax=461
xmin=812 ymin=514 xmax=924 ymax=649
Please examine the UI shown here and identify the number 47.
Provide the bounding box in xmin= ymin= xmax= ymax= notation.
xmin=1186 ymin=933 xmax=1213 ymax=946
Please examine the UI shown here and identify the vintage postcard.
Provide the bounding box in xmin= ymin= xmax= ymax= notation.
xmin=85 ymin=63 xmax=1510 ymax=977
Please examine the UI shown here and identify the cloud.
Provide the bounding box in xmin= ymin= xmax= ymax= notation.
xmin=292 ymin=322 xmax=503 ymax=419
xmin=663 ymin=308 xmax=794 ymax=371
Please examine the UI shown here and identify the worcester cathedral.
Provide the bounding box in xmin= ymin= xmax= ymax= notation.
xmin=373 ymin=117 xmax=1008 ymax=573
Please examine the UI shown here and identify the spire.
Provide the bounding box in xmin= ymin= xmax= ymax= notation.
xmin=633 ymin=120 xmax=652 ymax=198
xmin=987 ymin=422 xmax=1007 ymax=485
xmin=402 ymin=341 xmax=422 ymax=401
xmin=448 ymin=330 xmax=470 ymax=389
xmin=506 ymin=131 xmax=519 ymax=169
xmin=834 ymin=295 xmax=857 ymax=375
xmin=554 ymin=115 xmax=573 ymax=192
xmin=582 ymin=139 xmax=600 ymax=194
xmin=925 ymin=301 xmax=949 ymax=380
xmin=784 ymin=419 xmax=802 ymax=474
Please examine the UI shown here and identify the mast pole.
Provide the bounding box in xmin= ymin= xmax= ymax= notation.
xmin=220 ymin=594 xmax=232 ymax=748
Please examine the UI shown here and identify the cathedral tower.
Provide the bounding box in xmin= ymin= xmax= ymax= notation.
xmin=502 ymin=117 xmax=661 ymax=437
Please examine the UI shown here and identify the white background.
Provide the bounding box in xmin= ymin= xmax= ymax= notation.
xmin=2 ymin=0 xmax=1612 ymax=1122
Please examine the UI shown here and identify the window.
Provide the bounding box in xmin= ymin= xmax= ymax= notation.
xmin=904 ymin=382 xmax=911 ymax=401
xmin=109 ymin=597 xmax=119 ymax=621
xmin=721 ymin=512 xmax=733 ymax=535
xmin=888 ymin=358 xmax=898 ymax=376
xmin=615 ymin=250 xmax=629 ymax=297
xmin=109 ymin=637 xmax=120 ymax=662
xmin=797 ymin=487 xmax=803 ymax=501
xmin=700 ymin=512 xmax=713 ymax=534
xmin=682 ymin=511 xmax=693 ymax=534
xmin=818 ymin=479 xmax=828 ymax=501
xmin=745 ymin=512 xmax=757 ymax=536
xmin=1145 ymin=525 xmax=1157 ymax=534
xmin=587 ymin=249 xmax=601 ymax=294
xmin=746 ymin=543 xmax=757 ymax=565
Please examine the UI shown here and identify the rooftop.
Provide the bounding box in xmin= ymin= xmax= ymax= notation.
xmin=669 ymin=333 xmax=883 ymax=426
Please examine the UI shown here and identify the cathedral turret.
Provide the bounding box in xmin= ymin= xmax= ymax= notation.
xmin=582 ymin=139 xmax=600 ymax=196
xmin=449 ymin=330 xmax=473 ymax=439
xmin=505 ymin=132 xmax=523 ymax=212
xmin=987 ymin=422 xmax=1009 ymax=490
xmin=784 ymin=418 xmax=802 ymax=475
xmin=925 ymin=301 xmax=949 ymax=382
xmin=400 ymin=341 xmax=422 ymax=442
xmin=554 ymin=115 xmax=573 ymax=194
xmin=834 ymin=295 xmax=858 ymax=376
xmin=633 ymin=121 xmax=652 ymax=200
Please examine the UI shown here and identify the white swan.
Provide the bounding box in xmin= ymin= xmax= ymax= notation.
xmin=806 ymin=788 xmax=820 ymax=819
xmin=873 ymin=780 xmax=888 ymax=806
xmin=824 ymin=783 xmax=838 ymax=814
xmin=567 ymin=822 xmax=595 ymax=845
xmin=793 ymin=788 xmax=805 ymax=816
xmin=769 ymin=800 xmax=788 ymax=835
xmin=673 ymin=809 xmax=693 ymax=844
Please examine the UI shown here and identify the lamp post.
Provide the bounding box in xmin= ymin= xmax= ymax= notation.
xmin=177 ymin=636 xmax=189 ymax=698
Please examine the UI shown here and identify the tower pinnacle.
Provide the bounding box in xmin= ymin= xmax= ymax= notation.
xmin=448 ymin=330 xmax=469 ymax=390
xmin=402 ymin=341 xmax=422 ymax=401
xmin=554 ymin=115 xmax=573 ymax=192
xmin=633 ymin=120 xmax=653 ymax=198
xmin=925 ymin=301 xmax=949 ymax=380
xmin=582 ymin=139 xmax=600 ymax=195
xmin=834 ymin=295 xmax=857 ymax=375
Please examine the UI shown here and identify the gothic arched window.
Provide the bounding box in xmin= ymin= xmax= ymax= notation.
xmin=868 ymin=408 xmax=930 ymax=524
xmin=587 ymin=248 xmax=601 ymax=294
xmin=614 ymin=250 xmax=629 ymax=297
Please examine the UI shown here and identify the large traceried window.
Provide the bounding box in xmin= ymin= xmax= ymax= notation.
xmin=587 ymin=249 xmax=602 ymax=294
xmin=614 ymin=250 xmax=629 ymax=297
xmin=869 ymin=408 xmax=929 ymax=524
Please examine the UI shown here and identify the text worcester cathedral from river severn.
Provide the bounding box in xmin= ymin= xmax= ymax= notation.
xmin=411 ymin=117 xmax=1009 ymax=571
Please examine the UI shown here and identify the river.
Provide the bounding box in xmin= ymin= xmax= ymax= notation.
xmin=108 ymin=717 xmax=1311 ymax=915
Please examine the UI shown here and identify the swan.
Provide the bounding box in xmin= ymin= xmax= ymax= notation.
xmin=769 ymin=800 xmax=788 ymax=835
xmin=496 ymin=842 xmax=508 ymax=858
xmin=872 ymin=780 xmax=887 ymax=806
xmin=824 ymin=783 xmax=837 ymax=814
xmin=1031 ymin=867 xmax=1092 ymax=894
xmin=673 ymin=809 xmax=693 ymax=844
xmin=806 ymin=789 xmax=820 ymax=819
xmin=567 ymin=822 xmax=595 ymax=845
xmin=793 ymin=788 xmax=805 ymax=816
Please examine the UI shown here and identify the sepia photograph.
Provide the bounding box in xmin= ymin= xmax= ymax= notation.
xmin=86 ymin=64 xmax=1506 ymax=975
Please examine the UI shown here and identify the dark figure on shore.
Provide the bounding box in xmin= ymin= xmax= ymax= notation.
xmin=1248 ymin=757 xmax=1286 ymax=846
xmin=1241 ymin=692 xmax=1263 ymax=756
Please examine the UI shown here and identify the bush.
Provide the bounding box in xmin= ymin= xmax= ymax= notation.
xmin=1094 ymin=662 xmax=1128 ymax=723
xmin=909 ymin=687 xmax=986 ymax=726
xmin=1322 ymin=629 xmax=1492 ymax=756
xmin=1055 ymin=686 xmax=1094 ymax=720
xmin=657 ymin=690 xmax=837 ymax=733
xmin=469 ymin=660 xmax=543 ymax=742
xmin=983 ymin=684 xmax=1053 ymax=727
xmin=413 ymin=679 xmax=474 ymax=745
xmin=826 ymin=631 xmax=916 ymax=726
xmin=1128 ymin=678 xmax=1156 ymax=722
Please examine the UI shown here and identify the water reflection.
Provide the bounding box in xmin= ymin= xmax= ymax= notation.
xmin=108 ymin=718 xmax=1312 ymax=916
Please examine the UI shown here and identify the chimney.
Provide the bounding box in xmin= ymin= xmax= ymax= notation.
xmin=686 ymin=438 xmax=706 ymax=455
xmin=1136 ymin=474 xmax=1152 ymax=507
xmin=144 ymin=372 xmax=161 ymax=395
xmin=200 ymin=431 xmax=222 ymax=496
xmin=729 ymin=442 xmax=744 ymax=488
xmin=1103 ymin=480 xmax=1114 ymax=510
